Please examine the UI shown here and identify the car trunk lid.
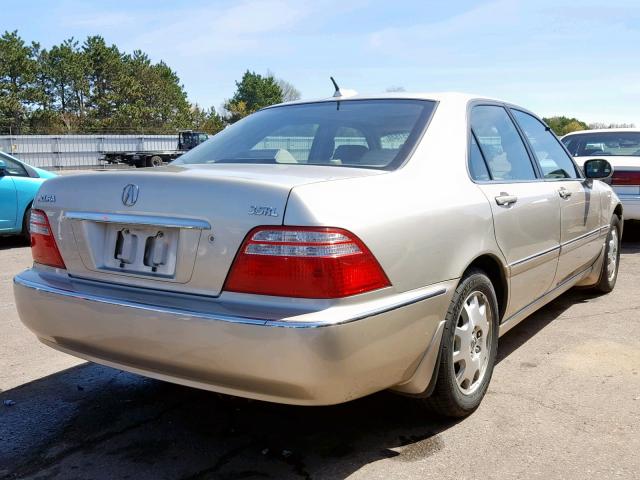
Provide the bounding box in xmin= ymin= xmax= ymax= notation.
xmin=35 ymin=164 xmax=384 ymax=296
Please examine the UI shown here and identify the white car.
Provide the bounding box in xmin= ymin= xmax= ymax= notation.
xmin=562 ymin=129 xmax=640 ymax=220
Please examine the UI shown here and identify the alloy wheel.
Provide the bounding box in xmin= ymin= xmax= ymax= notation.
xmin=607 ymin=228 xmax=619 ymax=283
xmin=453 ymin=291 xmax=493 ymax=395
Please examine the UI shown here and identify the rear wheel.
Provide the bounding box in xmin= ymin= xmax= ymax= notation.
xmin=146 ymin=156 xmax=163 ymax=167
xmin=593 ymin=214 xmax=621 ymax=293
xmin=427 ymin=269 xmax=499 ymax=417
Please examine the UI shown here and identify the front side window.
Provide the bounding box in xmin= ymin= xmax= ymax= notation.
xmin=562 ymin=131 xmax=640 ymax=157
xmin=174 ymin=100 xmax=436 ymax=170
xmin=470 ymin=105 xmax=537 ymax=181
xmin=0 ymin=154 xmax=28 ymax=177
xmin=511 ymin=110 xmax=579 ymax=179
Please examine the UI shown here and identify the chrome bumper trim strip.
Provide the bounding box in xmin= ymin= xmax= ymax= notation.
xmin=266 ymin=288 xmax=448 ymax=328
xmin=64 ymin=211 xmax=211 ymax=230
xmin=13 ymin=273 xmax=447 ymax=329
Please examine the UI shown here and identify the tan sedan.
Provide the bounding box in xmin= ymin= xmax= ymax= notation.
xmin=14 ymin=93 xmax=622 ymax=417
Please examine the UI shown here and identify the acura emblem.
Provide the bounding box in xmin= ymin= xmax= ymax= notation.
xmin=122 ymin=184 xmax=139 ymax=207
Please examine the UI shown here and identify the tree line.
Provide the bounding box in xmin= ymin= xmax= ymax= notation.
xmin=0 ymin=30 xmax=300 ymax=135
xmin=2 ymin=30 xmax=633 ymax=138
xmin=542 ymin=116 xmax=635 ymax=137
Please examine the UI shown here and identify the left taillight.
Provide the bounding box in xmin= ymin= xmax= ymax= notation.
xmin=30 ymin=209 xmax=66 ymax=269
xmin=223 ymin=226 xmax=390 ymax=298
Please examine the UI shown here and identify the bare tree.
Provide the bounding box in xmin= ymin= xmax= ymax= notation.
xmin=267 ymin=70 xmax=301 ymax=102
xmin=276 ymin=78 xmax=301 ymax=102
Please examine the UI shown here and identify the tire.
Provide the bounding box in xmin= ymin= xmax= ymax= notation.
xmin=426 ymin=269 xmax=499 ymax=417
xmin=146 ymin=156 xmax=163 ymax=167
xmin=593 ymin=214 xmax=621 ymax=293
xmin=21 ymin=206 xmax=32 ymax=243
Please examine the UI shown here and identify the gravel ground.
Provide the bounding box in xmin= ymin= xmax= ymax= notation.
xmin=1 ymin=226 xmax=639 ymax=479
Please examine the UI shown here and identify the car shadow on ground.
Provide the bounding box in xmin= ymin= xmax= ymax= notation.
xmin=0 ymin=236 xmax=28 ymax=251
xmin=0 ymin=296 xmax=620 ymax=479
xmin=0 ymin=364 xmax=462 ymax=479
xmin=498 ymin=221 xmax=639 ymax=363
xmin=621 ymin=220 xmax=640 ymax=252
xmin=2 ymin=224 xmax=638 ymax=479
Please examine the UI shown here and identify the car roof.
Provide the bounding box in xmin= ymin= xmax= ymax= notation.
xmin=268 ymin=91 xmax=504 ymax=108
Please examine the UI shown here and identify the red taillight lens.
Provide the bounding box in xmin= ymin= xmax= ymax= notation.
xmin=611 ymin=170 xmax=640 ymax=186
xmin=224 ymin=227 xmax=390 ymax=298
xmin=30 ymin=209 xmax=66 ymax=269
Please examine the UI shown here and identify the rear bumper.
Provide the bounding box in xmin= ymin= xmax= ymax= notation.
xmin=14 ymin=269 xmax=453 ymax=405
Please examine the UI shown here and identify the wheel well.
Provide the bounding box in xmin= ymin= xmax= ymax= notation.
xmin=464 ymin=255 xmax=508 ymax=320
xmin=23 ymin=201 xmax=33 ymax=222
xmin=614 ymin=203 xmax=623 ymax=220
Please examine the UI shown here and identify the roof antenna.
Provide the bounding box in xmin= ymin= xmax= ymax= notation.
xmin=330 ymin=76 xmax=357 ymax=98
xmin=330 ymin=76 xmax=340 ymax=97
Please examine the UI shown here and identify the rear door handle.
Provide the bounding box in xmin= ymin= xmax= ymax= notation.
xmin=495 ymin=193 xmax=518 ymax=206
xmin=558 ymin=187 xmax=572 ymax=199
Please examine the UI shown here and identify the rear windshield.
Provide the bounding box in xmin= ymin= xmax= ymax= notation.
xmin=562 ymin=132 xmax=640 ymax=157
xmin=174 ymin=99 xmax=436 ymax=170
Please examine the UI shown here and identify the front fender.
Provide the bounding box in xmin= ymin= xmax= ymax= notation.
xmin=598 ymin=180 xmax=623 ymax=226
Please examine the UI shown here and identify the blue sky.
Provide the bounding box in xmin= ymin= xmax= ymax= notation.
xmin=4 ymin=0 xmax=640 ymax=124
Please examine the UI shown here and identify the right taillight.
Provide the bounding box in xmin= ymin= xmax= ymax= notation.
xmin=30 ymin=209 xmax=66 ymax=269
xmin=224 ymin=226 xmax=391 ymax=298
xmin=611 ymin=170 xmax=640 ymax=186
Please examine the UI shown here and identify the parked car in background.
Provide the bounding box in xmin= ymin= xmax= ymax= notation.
xmin=0 ymin=152 xmax=56 ymax=239
xmin=562 ymin=129 xmax=640 ymax=220
xmin=14 ymin=93 xmax=621 ymax=417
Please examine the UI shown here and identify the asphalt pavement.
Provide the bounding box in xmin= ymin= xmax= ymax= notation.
xmin=1 ymin=227 xmax=639 ymax=479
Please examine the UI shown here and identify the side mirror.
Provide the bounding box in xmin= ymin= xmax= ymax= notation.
xmin=0 ymin=160 xmax=6 ymax=175
xmin=583 ymin=158 xmax=613 ymax=180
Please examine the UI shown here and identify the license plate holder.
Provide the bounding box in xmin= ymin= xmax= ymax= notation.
xmin=102 ymin=224 xmax=179 ymax=277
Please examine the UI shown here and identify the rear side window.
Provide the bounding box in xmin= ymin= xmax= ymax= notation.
xmin=469 ymin=134 xmax=490 ymax=181
xmin=511 ymin=110 xmax=579 ymax=179
xmin=470 ymin=106 xmax=537 ymax=181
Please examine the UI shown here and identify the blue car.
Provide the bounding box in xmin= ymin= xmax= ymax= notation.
xmin=0 ymin=152 xmax=57 ymax=239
